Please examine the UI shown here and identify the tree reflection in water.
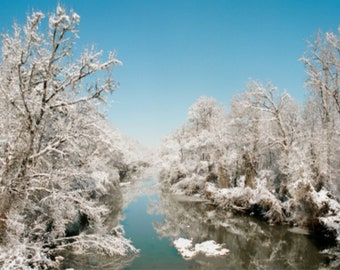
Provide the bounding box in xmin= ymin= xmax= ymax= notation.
xmin=60 ymin=189 xmax=138 ymax=270
xmin=150 ymin=192 xmax=338 ymax=270
xmin=61 ymin=252 xmax=138 ymax=270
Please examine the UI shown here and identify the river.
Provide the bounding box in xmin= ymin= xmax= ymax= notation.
xmin=120 ymin=178 xmax=338 ymax=270
xmin=63 ymin=177 xmax=339 ymax=269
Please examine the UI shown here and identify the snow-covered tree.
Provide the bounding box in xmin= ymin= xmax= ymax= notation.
xmin=228 ymin=89 xmax=263 ymax=189
xmin=300 ymin=29 xmax=340 ymax=192
xmin=188 ymin=97 xmax=224 ymax=132
xmin=0 ymin=6 xmax=141 ymax=268
xmin=159 ymin=80 xmax=339 ymax=241
xmin=187 ymin=97 xmax=228 ymax=163
xmin=159 ymin=97 xmax=229 ymax=194
xmin=231 ymin=81 xmax=298 ymax=193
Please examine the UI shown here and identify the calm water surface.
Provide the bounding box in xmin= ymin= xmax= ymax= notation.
xmin=121 ymin=179 xmax=339 ymax=270
xmin=62 ymin=178 xmax=339 ymax=269
xmin=121 ymin=194 xmax=190 ymax=269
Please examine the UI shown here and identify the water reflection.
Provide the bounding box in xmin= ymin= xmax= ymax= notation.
xmin=61 ymin=252 xmax=137 ymax=270
xmin=62 ymin=179 xmax=339 ymax=269
xmin=151 ymin=192 xmax=338 ymax=270
xmin=121 ymin=180 xmax=191 ymax=270
xmin=60 ymin=188 xmax=137 ymax=270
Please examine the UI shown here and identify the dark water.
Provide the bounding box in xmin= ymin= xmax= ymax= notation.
xmin=121 ymin=179 xmax=339 ymax=270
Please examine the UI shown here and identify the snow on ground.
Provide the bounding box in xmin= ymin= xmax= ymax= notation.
xmin=171 ymin=194 xmax=210 ymax=203
xmin=195 ymin=240 xmax=230 ymax=257
xmin=173 ymin=238 xmax=197 ymax=259
xmin=287 ymin=227 xmax=310 ymax=235
xmin=173 ymin=238 xmax=229 ymax=259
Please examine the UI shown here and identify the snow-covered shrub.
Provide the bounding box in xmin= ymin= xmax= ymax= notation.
xmin=286 ymin=179 xmax=340 ymax=240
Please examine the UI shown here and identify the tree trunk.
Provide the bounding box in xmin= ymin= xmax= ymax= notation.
xmin=243 ymin=151 xmax=256 ymax=189
xmin=0 ymin=133 xmax=34 ymax=243
xmin=218 ymin=164 xmax=229 ymax=188
xmin=0 ymin=189 xmax=15 ymax=244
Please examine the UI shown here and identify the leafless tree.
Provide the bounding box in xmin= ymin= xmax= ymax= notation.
xmin=0 ymin=6 xmax=139 ymax=268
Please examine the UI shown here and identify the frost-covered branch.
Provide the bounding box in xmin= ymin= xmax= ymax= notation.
xmin=0 ymin=5 xmax=146 ymax=267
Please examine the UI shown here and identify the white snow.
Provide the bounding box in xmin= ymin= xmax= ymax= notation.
xmin=195 ymin=240 xmax=230 ymax=257
xmin=287 ymin=227 xmax=310 ymax=235
xmin=171 ymin=194 xmax=209 ymax=203
xmin=173 ymin=238 xmax=197 ymax=259
xmin=173 ymin=237 xmax=229 ymax=259
xmin=119 ymin=181 xmax=131 ymax=187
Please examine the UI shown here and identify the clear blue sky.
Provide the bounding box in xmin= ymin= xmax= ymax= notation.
xmin=1 ymin=1 xmax=340 ymax=147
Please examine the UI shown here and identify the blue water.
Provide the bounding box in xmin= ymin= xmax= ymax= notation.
xmin=122 ymin=193 xmax=190 ymax=270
